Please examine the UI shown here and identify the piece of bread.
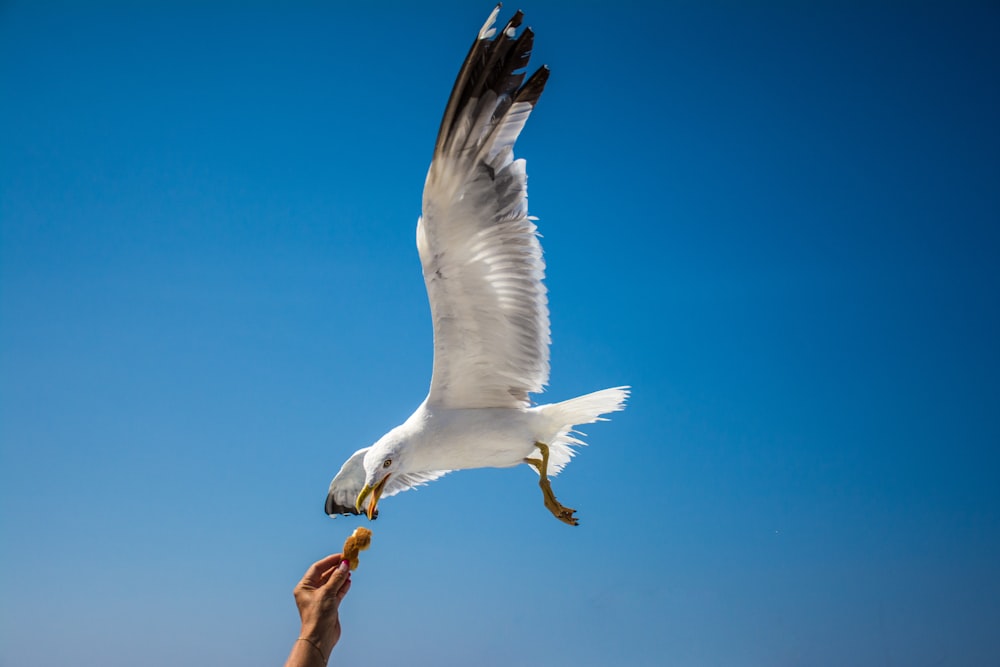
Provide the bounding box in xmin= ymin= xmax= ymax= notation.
xmin=342 ymin=527 xmax=373 ymax=570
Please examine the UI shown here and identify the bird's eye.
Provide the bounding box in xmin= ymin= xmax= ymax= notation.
xmin=383 ymin=459 xmax=392 ymax=468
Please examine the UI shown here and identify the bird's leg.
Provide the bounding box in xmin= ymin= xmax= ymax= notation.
xmin=524 ymin=442 xmax=579 ymax=526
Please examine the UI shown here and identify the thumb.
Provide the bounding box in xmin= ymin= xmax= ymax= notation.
xmin=321 ymin=559 xmax=351 ymax=593
xmin=335 ymin=577 xmax=353 ymax=604
xmin=300 ymin=554 xmax=343 ymax=588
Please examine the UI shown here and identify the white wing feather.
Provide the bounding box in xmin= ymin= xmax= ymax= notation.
xmin=419 ymin=9 xmax=550 ymax=409
xmin=384 ymin=470 xmax=451 ymax=498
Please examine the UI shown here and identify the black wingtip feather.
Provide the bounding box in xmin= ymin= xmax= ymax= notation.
xmin=433 ymin=7 xmax=548 ymax=161
xmin=325 ymin=494 xmax=378 ymax=519
xmin=514 ymin=64 xmax=549 ymax=107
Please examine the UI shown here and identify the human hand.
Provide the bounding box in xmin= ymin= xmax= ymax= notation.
xmin=292 ymin=553 xmax=352 ymax=661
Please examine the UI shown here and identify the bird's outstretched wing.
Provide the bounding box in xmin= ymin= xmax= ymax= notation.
xmin=418 ymin=6 xmax=551 ymax=410
xmin=325 ymin=447 xmax=451 ymax=517
xmin=325 ymin=448 xmax=371 ymax=517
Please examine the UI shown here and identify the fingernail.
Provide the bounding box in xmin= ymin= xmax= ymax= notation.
xmin=338 ymin=560 xmax=349 ymax=572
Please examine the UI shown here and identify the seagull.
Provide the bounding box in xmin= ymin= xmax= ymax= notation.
xmin=324 ymin=6 xmax=629 ymax=526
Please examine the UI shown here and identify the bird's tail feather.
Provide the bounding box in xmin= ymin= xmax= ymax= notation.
xmin=535 ymin=386 xmax=630 ymax=476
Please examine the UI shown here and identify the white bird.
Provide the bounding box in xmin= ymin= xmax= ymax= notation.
xmin=325 ymin=6 xmax=629 ymax=526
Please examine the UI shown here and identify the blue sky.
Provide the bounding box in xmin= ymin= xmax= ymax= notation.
xmin=2 ymin=2 xmax=998 ymax=666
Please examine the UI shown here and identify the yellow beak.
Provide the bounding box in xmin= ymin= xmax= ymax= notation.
xmin=355 ymin=474 xmax=390 ymax=520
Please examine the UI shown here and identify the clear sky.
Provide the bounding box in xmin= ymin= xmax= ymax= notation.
xmin=2 ymin=2 xmax=999 ymax=666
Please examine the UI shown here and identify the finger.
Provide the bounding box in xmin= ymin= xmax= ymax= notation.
xmin=301 ymin=554 xmax=344 ymax=587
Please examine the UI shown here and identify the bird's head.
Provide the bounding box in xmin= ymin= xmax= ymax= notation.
xmin=356 ymin=436 xmax=403 ymax=520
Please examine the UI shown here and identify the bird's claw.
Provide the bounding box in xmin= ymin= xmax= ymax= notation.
xmin=544 ymin=495 xmax=579 ymax=526
xmin=559 ymin=508 xmax=579 ymax=526
xmin=530 ymin=443 xmax=580 ymax=526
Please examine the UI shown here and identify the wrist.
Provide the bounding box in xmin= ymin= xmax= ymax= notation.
xmin=296 ymin=636 xmax=327 ymax=664
xmin=299 ymin=623 xmax=336 ymax=656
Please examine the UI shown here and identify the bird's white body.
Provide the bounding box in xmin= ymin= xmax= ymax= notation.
xmin=325 ymin=385 xmax=628 ymax=518
xmin=394 ymin=403 xmax=542 ymax=472
xmin=324 ymin=8 xmax=629 ymax=523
